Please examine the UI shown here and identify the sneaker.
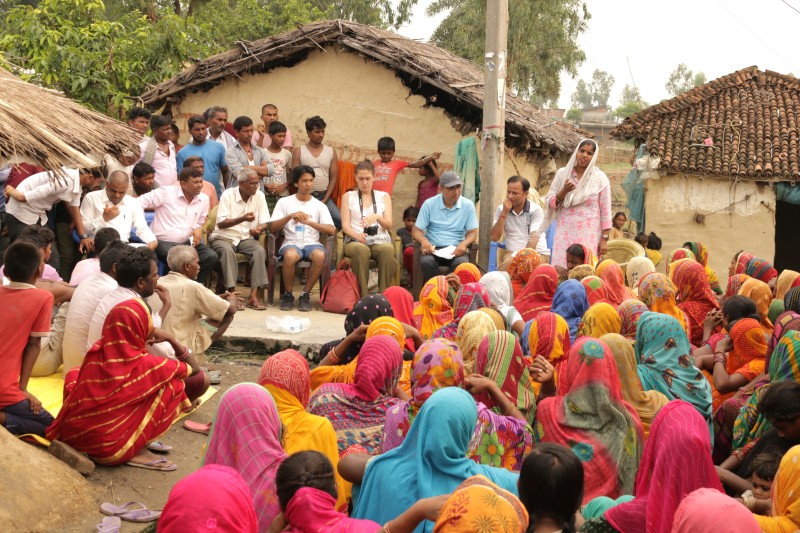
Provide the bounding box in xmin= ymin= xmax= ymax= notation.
xmin=280 ymin=292 xmax=294 ymax=311
xmin=298 ymin=292 xmax=312 ymax=312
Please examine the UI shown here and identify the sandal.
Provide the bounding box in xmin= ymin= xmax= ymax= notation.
xmin=245 ymin=301 xmax=267 ymax=311
xmin=124 ymin=456 xmax=177 ymax=472
xmin=101 ymin=501 xmax=162 ymax=523
xmin=96 ymin=516 xmax=121 ymax=533
xmin=183 ymin=419 xmax=212 ymax=435
xmin=146 ymin=441 xmax=172 ymax=453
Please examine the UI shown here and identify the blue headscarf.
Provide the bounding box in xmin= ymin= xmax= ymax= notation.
xmin=351 ymin=387 xmax=519 ymax=533
xmin=550 ymin=279 xmax=589 ymax=342
xmin=635 ymin=312 xmax=713 ymax=432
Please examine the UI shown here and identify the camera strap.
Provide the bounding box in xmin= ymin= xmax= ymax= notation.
xmin=358 ymin=190 xmax=377 ymax=219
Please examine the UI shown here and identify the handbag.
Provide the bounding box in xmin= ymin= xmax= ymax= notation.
xmin=320 ymin=260 xmax=361 ymax=314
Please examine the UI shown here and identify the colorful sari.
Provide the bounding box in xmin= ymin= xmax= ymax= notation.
xmin=670 ymin=259 xmax=720 ymax=347
xmin=734 ymin=251 xmax=756 ymax=275
xmin=579 ymin=302 xmax=622 ymax=339
xmin=258 ymin=350 xmax=346 ymax=510
xmin=754 ymin=444 xmax=800 ymax=533
xmin=683 ymin=241 xmax=723 ymax=295
xmin=352 ymin=388 xmax=520 ymax=533
xmin=46 ymin=299 xmax=191 ymax=465
xmin=602 ymin=333 xmax=669 ymax=439
xmin=581 ymin=276 xmax=610 ymax=306
xmin=739 ymin=277 xmax=775 ymax=332
xmin=604 ymin=401 xmax=724 ymax=533
xmin=597 ymin=260 xmax=635 ymax=306
xmin=534 ymin=338 xmax=644 ymax=503
xmin=480 ymin=271 xmax=523 ymax=328
xmin=478 ymin=306 xmax=506 ymax=330
xmin=431 ymin=283 xmax=489 ymax=341
xmin=384 ymin=286 xmax=416 ymax=352
xmin=456 ymin=310 xmax=499 ymax=372
xmin=433 ymin=475 xmax=529 ymax=533
xmin=453 ymin=262 xmax=482 ymax=286
xmin=308 ymin=336 xmax=403 ymax=454
xmin=514 ymin=264 xmax=559 ymax=322
xmin=577 ymin=243 xmax=599 ymax=268
xmin=551 ymin=279 xmax=589 ymax=343
xmin=666 ymin=248 xmax=696 ymax=275
xmin=769 ymin=311 xmax=800 ymax=365
xmin=508 ymin=249 xmax=540 ymax=296
xmin=726 ymin=273 xmax=752 ymax=298
xmin=672 ymin=488 xmax=760 ymax=533
xmin=645 ymin=248 xmax=663 ymax=268
xmin=625 ymin=256 xmax=655 ymax=292
xmin=285 ymin=487 xmax=381 ymax=533
xmin=413 ymin=276 xmax=455 ymax=340
xmin=770 ymin=300 xmax=786 ymax=324
xmin=709 ymin=318 xmax=767 ymax=410
xmin=746 ymin=257 xmax=779 ymax=283
xmin=522 ymin=312 xmax=571 ymax=392
xmin=776 ymin=269 xmax=800 ymax=300
xmin=569 ymin=264 xmax=595 ymax=281
xmin=202 ymin=384 xmax=288 ymax=532
xmin=617 ymin=300 xmax=648 ymax=341
xmin=637 ymin=272 xmax=691 ymax=340
xmin=785 ymin=286 xmax=800 ymax=314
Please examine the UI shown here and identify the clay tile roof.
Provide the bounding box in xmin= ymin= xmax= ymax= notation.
xmin=611 ymin=66 xmax=800 ymax=181
xmin=140 ymin=19 xmax=586 ymax=156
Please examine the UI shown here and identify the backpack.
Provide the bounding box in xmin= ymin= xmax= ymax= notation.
xmin=320 ymin=260 xmax=361 ymax=314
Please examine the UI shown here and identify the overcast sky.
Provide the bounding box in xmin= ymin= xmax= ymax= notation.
xmin=396 ymin=0 xmax=800 ymax=109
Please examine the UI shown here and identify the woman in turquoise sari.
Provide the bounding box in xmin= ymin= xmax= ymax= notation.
xmin=635 ymin=312 xmax=713 ymax=429
xmin=350 ymin=387 xmax=519 ymax=533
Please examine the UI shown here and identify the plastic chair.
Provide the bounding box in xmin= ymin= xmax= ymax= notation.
xmin=266 ymin=232 xmax=334 ymax=306
xmin=333 ymin=232 xmax=403 ymax=287
xmin=488 ymin=242 xmax=506 ymax=272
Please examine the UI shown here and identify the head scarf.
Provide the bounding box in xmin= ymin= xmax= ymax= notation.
xmin=735 ymin=251 xmax=755 ymax=275
xmin=474 ymin=331 xmax=536 ymax=424
xmin=625 ymin=256 xmax=656 ymax=291
xmin=327 ymin=294 xmax=393 ymax=364
xmin=203 ymin=384 xmax=288 ymax=532
xmin=602 ymin=333 xmax=669 ymax=439
xmin=367 ymin=316 xmax=406 ymax=351
xmin=670 ymin=259 xmax=720 ymax=346
xmin=577 ymin=244 xmax=599 ymax=268
xmin=725 ymin=274 xmax=751 ymax=298
xmin=597 ymin=260 xmax=635 ymax=306
xmin=456 ymin=311 xmax=499 ymax=372
xmin=617 ymin=300 xmax=649 ymax=341
xmin=770 ymin=299 xmax=786 ymax=324
xmin=579 ymin=302 xmax=622 ymax=339
xmin=551 ymin=279 xmax=589 ymax=342
xmin=666 ymin=248 xmax=696 ymax=274
xmin=569 ymin=264 xmax=595 ymax=281
xmin=382 ymin=339 xmax=465 ymax=452
xmin=508 ymin=248 xmax=541 ymax=295
xmin=638 ymin=272 xmax=691 ymax=340
xmin=605 ymin=401 xmax=723 ymax=533
xmin=285 ymin=487 xmax=381 ymax=533
xmin=753 ymin=445 xmax=800 ymax=533
xmin=432 ymin=283 xmax=489 ymax=341
xmin=259 ymin=349 xmax=311 ymax=407
xmin=453 ymin=262 xmax=482 ymax=286
xmin=480 ymin=271 xmax=514 ymax=318
xmin=671 ymin=487 xmax=760 ymax=533
xmin=739 ymin=277 xmax=775 ymax=331
xmin=718 ymin=318 xmax=767 ymax=405
xmin=746 ymin=257 xmax=779 ymax=283
xmin=776 ymin=269 xmax=800 ymax=300
xmin=634 ymin=312 xmax=713 ymax=424
xmin=535 ymin=337 xmax=644 ymax=503
xmin=433 ymin=475 xmax=528 ymax=533
xmin=158 ymin=465 xmax=259 ymax=533
xmin=478 ymin=307 xmax=506 ymax=331
xmin=785 ymin=286 xmax=800 ymax=314
xmin=524 ymin=312 xmax=571 ymax=366
xmin=768 ymin=311 xmax=800 ymax=365
xmin=581 ymin=276 xmax=609 ymax=306
xmin=352 ymin=388 xmax=520 ymax=533
xmin=414 ymin=277 xmax=454 ymax=340
xmin=514 ymin=264 xmax=559 ymax=322
xmin=384 ymin=286 xmax=416 ymax=352
xmin=683 ymin=241 xmax=722 ymax=294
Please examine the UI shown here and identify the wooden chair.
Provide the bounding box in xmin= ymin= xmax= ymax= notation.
xmin=266 ymin=232 xmax=334 ymax=306
xmin=201 ymin=205 xmax=267 ymax=294
xmin=333 ymin=232 xmax=403 ymax=287
xmin=411 ymin=241 xmax=479 ymax=299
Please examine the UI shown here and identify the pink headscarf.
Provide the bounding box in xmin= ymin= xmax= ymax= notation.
xmin=286 ymin=487 xmax=381 ymax=533
xmin=158 ymin=464 xmax=258 ymax=533
xmin=345 ymin=336 xmax=404 ymax=402
xmin=605 ymin=401 xmax=723 ymax=533
xmin=671 ymin=488 xmax=760 ymax=533
xmin=259 ymin=349 xmax=310 ymax=407
xmin=203 ymin=384 xmax=288 ymax=532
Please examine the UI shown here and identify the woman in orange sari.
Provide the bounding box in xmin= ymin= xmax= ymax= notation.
xmin=47 ymin=299 xmax=206 ymax=470
xmin=739 ymin=277 xmax=775 ymax=333
xmin=706 ymin=318 xmax=767 ymax=410
xmin=508 ymin=248 xmax=541 ymax=297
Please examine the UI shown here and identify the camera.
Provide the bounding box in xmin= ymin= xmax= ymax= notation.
xmin=364 ymin=226 xmax=378 ymax=236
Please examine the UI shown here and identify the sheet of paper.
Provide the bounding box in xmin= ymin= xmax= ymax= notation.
xmin=433 ymin=245 xmax=456 ymax=259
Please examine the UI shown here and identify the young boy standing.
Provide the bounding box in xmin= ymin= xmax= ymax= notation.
xmin=0 ymin=241 xmax=55 ymax=437
xmin=264 ymin=121 xmax=293 ymax=212
xmin=372 ymin=137 xmax=441 ymax=194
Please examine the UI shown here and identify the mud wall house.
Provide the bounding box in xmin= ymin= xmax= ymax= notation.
xmin=611 ymin=67 xmax=800 ymax=277
xmin=140 ymin=20 xmax=584 ymax=228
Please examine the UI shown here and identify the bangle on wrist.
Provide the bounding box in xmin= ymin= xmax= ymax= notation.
xmin=328 ymin=346 xmax=341 ymax=364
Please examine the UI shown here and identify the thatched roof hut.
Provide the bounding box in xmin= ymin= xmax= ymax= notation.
xmin=0 ymin=69 xmax=141 ymax=172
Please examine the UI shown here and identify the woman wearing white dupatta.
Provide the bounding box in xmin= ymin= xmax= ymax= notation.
xmin=543 ymin=139 xmax=612 ymax=268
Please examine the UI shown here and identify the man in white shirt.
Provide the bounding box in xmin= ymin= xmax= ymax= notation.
xmin=490 ymin=175 xmax=549 ymax=269
xmin=138 ymin=168 xmax=218 ymax=285
xmin=209 ymin=169 xmax=269 ymax=310
xmin=137 ymin=115 xmax=178 ymax=188
xmin=270 ymin=165 xmax=335 ymax=312
xmin=80 ymin=170 xmax=157 ymax=248
xmin=205 ymin=106 xmax=236 ymax=152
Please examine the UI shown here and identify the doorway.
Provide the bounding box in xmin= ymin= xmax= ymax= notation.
xmin=775 ymin=200 xmax=800 ymax=271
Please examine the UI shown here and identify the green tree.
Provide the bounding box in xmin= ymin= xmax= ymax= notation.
xmin=570 ymin=80 xmax=592 ymax=108
xmin=665 ymin=63 xmax=706 ymax=97
xmin=570 ymin=69 xmax=614 ymax=108
xmin=565 ymin=107 xmax=582 ymax=121
xmin=613 ymin=83 xmax=646 ymax=119
xmin=427 ymin=0 xmax=589 ymax=102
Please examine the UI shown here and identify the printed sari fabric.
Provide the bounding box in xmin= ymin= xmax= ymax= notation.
xmin=776 ymin=269 xmax=800 ymax=300
xmin=754 ymin=444 xmax=800 ymax=533
xmin=770 ymin=300 xmax=786 ymax=325
xmin=617 ymin=300 xmax=648 ymax=341
xmin=456 ymin=310 xmax=499 ymax=372
xmin=285 ymin=487 xmax=381 ymax=533
xmin=786 ymin=286 xmax=800 ymax=314
xmin=581 ymin=276 xmax=610 ymax=306
xmin=550 ymin=279 xmax=590 ymax=343
xmin=432 ymin=283 xmax=489 ymax=341
xmin=534 ymin=337 xmax=644 ymax=504
xmin=637 ymin=272 xmax=691 ymax=340
xmin=508 ymin=248 xmax=541 ymax=297
xmin=433 ymin=475 xmax=529 ymax=533
xmin=308 ymin=336 xmax=403 ymax=454
xmin=318 ymin=294 xmax=393 ymax=367
xmin=739 ymin=277 xmax=775 ymax=332
xmin=514 ymin=264 xmax=559 ymax=322
xmin=635 ymin=312 xmax=713 ymax=426
xmin=745 ymin=257 xmax=779 ymax=283
xmin=384 ymin=286 xmax=416 ymax=352
xmin=202 ymin=384 xmax=288 ymax=532
xmin=670 ymin=259 xmax=720 ymax=347
xmin=46 ymin=299 xmax=191 ymax=465
xmin=604 ymin=401 xmax=724 ymax=533
xmin=683 ymin=241 xmax=723 ymax=295
xmin=478 ymin=306 xmax=506 ymax=331
xmin=597 ymin=260 xmax=635 ymax=306
xmin=568 ymin=264 xmax=595 ymax=281
xmin=577 ymin=243 xmax=599 ymax=268
xmin=579 ymin=302 xmax=622 ymax=339
xmin=413 ymin=276 xmax=455 ymax=340
xmin=523 ymin=312 xmax=571 ymax=393
xmin=726 ymin=274 xmax=751 ymax=298
xmin=666 ymin=248 xmax=696 ymax=274
xmin=625 ymin=256 xmax=656 ymax=292
xmin=768 ymin=311 xmax=800 ymax=367
xmin=453 ymin=262 xmax=482 ymax=286
xmin=602 ymin=333 xmax=669 ymax=440
xmin=734 ymin=251 xmax=756 ymax=275
xmin=709 ymin=318 xmax=767 ymax=410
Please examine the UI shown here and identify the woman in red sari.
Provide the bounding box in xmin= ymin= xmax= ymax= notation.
xmin=47 ymin=299 xmax=206 ymax=470
xmin=515 ymin=264 xmax=559 ymax=322
xmin=670 ymin=259 xmax=720 ymax=347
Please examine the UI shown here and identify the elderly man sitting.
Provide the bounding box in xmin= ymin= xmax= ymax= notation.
xmin=412 ymin=170 xmax=478 ymax=282
xmin=154 ymin=245 xmax=239 ymax=364
xmin=209 ymin=169 xmax=270 ymax=310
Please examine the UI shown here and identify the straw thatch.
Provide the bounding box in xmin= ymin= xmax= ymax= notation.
xmin=0 ymin=69 xmax=141 ymax=173
xmin=141 ymin=20 xmax=586 ymax=156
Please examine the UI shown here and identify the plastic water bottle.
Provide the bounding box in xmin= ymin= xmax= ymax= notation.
xmin=267 ymin=315 xmax=311 ymax=334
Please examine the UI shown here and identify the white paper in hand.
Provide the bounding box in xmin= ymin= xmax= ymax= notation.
xmin=433 ymin=245 xmax=457 ymax=260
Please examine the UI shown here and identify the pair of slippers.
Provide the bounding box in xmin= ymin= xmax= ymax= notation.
xmin=97 ymin=502 xmax=161 ymax=531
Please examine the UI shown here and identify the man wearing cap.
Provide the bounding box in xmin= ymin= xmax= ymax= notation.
xmin=412 ymin=171 xmax=478 ymax=283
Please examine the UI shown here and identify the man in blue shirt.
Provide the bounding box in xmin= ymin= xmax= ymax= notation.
xmin=412 ymin=171 xmax=478 ymax=283
xmin=176 ymin=115 xmax=230 ymax=196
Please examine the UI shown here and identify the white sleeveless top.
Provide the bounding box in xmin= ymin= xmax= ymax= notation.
xmin=300 ymin=145 xmax=334 ymax=193
xmin=345 ymin=189 xmax=391 ymax=245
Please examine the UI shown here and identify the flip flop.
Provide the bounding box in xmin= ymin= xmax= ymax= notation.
xmin=146 ymin=441 xmax=172 ymax=453
xmin=183 ymin=419 xmax=212 ymax=435
xmin=246 ymin=302 xmax=267 ymax=311
xmin=96 ymin=516 xmax=121 ymax=533
xmin=124 ymin=456 xmax=177 ymax=472
xmin=101 ymin=502 xmax=162 ymax=523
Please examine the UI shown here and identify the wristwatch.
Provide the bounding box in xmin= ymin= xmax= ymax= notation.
xmin=79 ymin=233 xmax=90 ymax=239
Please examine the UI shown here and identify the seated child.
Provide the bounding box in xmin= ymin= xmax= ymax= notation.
xmin=740 ymin=453 xmax=778 ymax=512
xmin=397 ymin=206 xmax=418 ymax=286
xmin=0 ymin=242 xmax=55 ymax=437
